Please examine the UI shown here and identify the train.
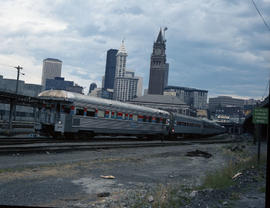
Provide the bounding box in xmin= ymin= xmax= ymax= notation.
xmin=36 ymin=90 xmax=225 ymax=139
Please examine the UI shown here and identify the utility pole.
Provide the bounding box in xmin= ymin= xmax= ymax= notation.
xmin=15 ymin=65 xmax=23 ymax=94
xmin=13 ymin=65 xmax=23 ymax=120
xmin=266 ymin=79 xmax=270 ymax=208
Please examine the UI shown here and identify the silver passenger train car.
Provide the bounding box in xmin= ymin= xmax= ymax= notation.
xmin=37 ymin=90 xmax=225 ymax=138
xmin=37 ymin=90 xmax=170 ymax=138
xmin=171 ymin=113 xmax=225 ymax=137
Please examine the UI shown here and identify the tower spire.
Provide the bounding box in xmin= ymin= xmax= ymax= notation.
xmin=148 ymin=28 xmax=169 ymax=95
xmin=156 ymin=28 xmax=163 ymax=43
xmin=117 ymin=39 xmax=127 ymax=54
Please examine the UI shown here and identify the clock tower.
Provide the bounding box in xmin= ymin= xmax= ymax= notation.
xmin=148 ymin=28 xmax=169 ymax=95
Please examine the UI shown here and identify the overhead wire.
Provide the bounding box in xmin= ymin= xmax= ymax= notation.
xmin=0 ymin=63 xmax=15 ymax=68
xmin=251 ymin=0 xmax=270 ymax=102
xmin=261 ymin=81 xmax=269 ymax=101
xmin=251 ymin=0 xmax=270 ymax=32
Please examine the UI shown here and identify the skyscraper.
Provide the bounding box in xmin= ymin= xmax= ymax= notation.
xmin=136 ymin=76 xmax=143 ymax=97
xmin=41 ymin=58 xmax=62 ymax=90
xmin=148 ymin=28 xmax=169 ymax=95
xmin=104 ymin=49 xmax=118 ymax=90
xmin=113 ymin=41 xmax=138 ymax=102
xmin=88 ymin=82 xmax=97 ymax=94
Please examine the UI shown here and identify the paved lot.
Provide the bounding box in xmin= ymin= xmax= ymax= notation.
xmin=0 ymin=139 xmax=266 ymax=207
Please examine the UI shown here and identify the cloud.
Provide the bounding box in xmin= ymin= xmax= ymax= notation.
xmin=0 ymin=0 xmax=67 ymax=36
xmin=0 ymin=0 xmax=269 ymax=100
xmin=0 ymin=54 xmax=42 ymax=85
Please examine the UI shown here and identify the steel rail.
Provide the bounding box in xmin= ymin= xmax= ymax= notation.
xmin=0 ymin=137 xmax=239 ymax=155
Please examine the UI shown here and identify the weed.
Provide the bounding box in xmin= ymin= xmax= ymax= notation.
xmin=200 ymin=153 xmax=266 ymax=190
xmin=131 ymin=184 xmax=191 ymax=208
xmin=258 ymin=186 xmax=266 ymax=193
xmin=229 ymin=192 xmax=241 ymax=200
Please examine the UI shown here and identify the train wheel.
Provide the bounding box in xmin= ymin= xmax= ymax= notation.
xmin=64 ymin=133 xmax=77 ymax=139
xmin=78 ymin=131 xmax=95 ymax=140
xmin=137 ymin=135 xmax=144 ymax=140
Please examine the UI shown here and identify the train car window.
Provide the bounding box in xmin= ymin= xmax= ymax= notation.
xmin=83 ymin=108 xmax=87 ymax=116
xmin=76 ymin=108 xmax=84 ymax=116
xmin=133 ymin=115 xmax=138 ymax=121
xmin=156 ymin=117 xmax=160 ymax=123
xmin=143 ymin=116 xmax=147 ymax=122
xmin=178 ymin=121 xmax=185 ymax=126
xmin=105 ymin=110 xmax=110 ymax=118
xmin=71 ymin=106 xmax=76 ymax=114
xmin=111 ymin=112 xmax=115 ymax=119
xmin=56 ymin=103 xmax=60 ymax=112
xmin=62 ymin=106 xmax=71 ymax=114
xmin=87 ymin=110 xmax=95 ymax=117
xmin=162 ymin=118 xmax=166 ymax=124
xmin=148 ymin=116 xmax=152 ymax=122
xmin=138 ymin=115 xmax=143 ymax=122
xmin=117 ymin=112 xmax=123 ymax=119
xmin=98 ymin=110 xmax=104 ymax=117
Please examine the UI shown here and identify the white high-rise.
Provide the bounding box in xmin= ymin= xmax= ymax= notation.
xmin=113 ymin=41 xmax=138 ymax=102
xmin=41 ymin=58 xmax=62 ymax=89
xmin=136 ymin=76 xmax=143 ymax=97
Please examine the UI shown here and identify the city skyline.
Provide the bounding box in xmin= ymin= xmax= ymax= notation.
xmin=0 ymin=0 xmax=269 ymax=99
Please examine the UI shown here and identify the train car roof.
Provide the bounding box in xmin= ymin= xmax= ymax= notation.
xmin=174 ymin=113 xmax=223 ymax=127
xmin=38 ymin=90 xmax=170 ymax=116
xmin=174 ymin=113 xmax=203 ymax=122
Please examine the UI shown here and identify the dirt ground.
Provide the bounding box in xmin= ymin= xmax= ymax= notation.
xmin=0 ymin=136 xmax=267 ymax=208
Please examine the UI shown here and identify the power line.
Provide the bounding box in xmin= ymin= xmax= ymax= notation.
xmin=251 ymin=0 xmax=270 ymax=32
xmin=261 ymin=80 xmax=269 ymax=101
xmin=0 ymin=63 xmax=15 ymax=68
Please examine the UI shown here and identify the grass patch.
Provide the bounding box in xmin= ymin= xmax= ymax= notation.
xmin=199 ymin=151 xmax=266 ymax=190
xmin=132 ymin=184 xmax=190 ymax=208
xmin=229 ymin=192 xmax=241 ymax=200
xmin=258 ymin=186 xmax=266 ymax=193
xmin=200 ymin=160 xmax=235 ymax=189
xmin=132 ymin=144 xmax=267 ymax=207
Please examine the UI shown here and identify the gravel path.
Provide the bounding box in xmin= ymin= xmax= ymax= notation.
xmin=0 ymin=137 xmax=267 ymax=207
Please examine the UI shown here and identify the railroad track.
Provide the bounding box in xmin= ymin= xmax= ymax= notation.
xmin=0 ymin=135 xmax=241 ymax=155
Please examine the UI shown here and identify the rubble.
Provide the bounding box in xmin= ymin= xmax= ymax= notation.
xmin=185 ymin=149 xmax=212 ymax=158
xmin=229 ymin=144 xmax=245 ymax=152
xmin=97 ymin=192 xmax=110 ymax=197
xmin=232 ymin=172 xmax=242 ymax=180
xmin=189 ymin=190 xmax=198 ymax=198
xmin=100 ymin=175 xmax=115 ymax=179
xmin=148 ymin=195 xmax=154 ymax=203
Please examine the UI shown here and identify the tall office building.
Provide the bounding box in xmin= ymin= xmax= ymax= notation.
xmin=88 ymin=82 xmax=97 ymax=94
xmin=45 ymin=77 xmax=83 ymax=94
xmin=113 ymin=41 xmax=138 ymax=102
xmin=148 ymin=28 xmax=169 ymax=95
xmin=208 ymin=96 xmax=245 ymax=112
xmin=104 ymin=49 xmax=118 ymax=90
xmin=136 ymin=76 xmax=143 ymax=97
xmin=41 ymin=58 xmax=62 ymax=90
xmin=164 ymin=86 xmax=208 ymax=110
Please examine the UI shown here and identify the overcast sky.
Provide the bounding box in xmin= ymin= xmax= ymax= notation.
xmin=0 ymin=0 xmax=269 ymax=99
